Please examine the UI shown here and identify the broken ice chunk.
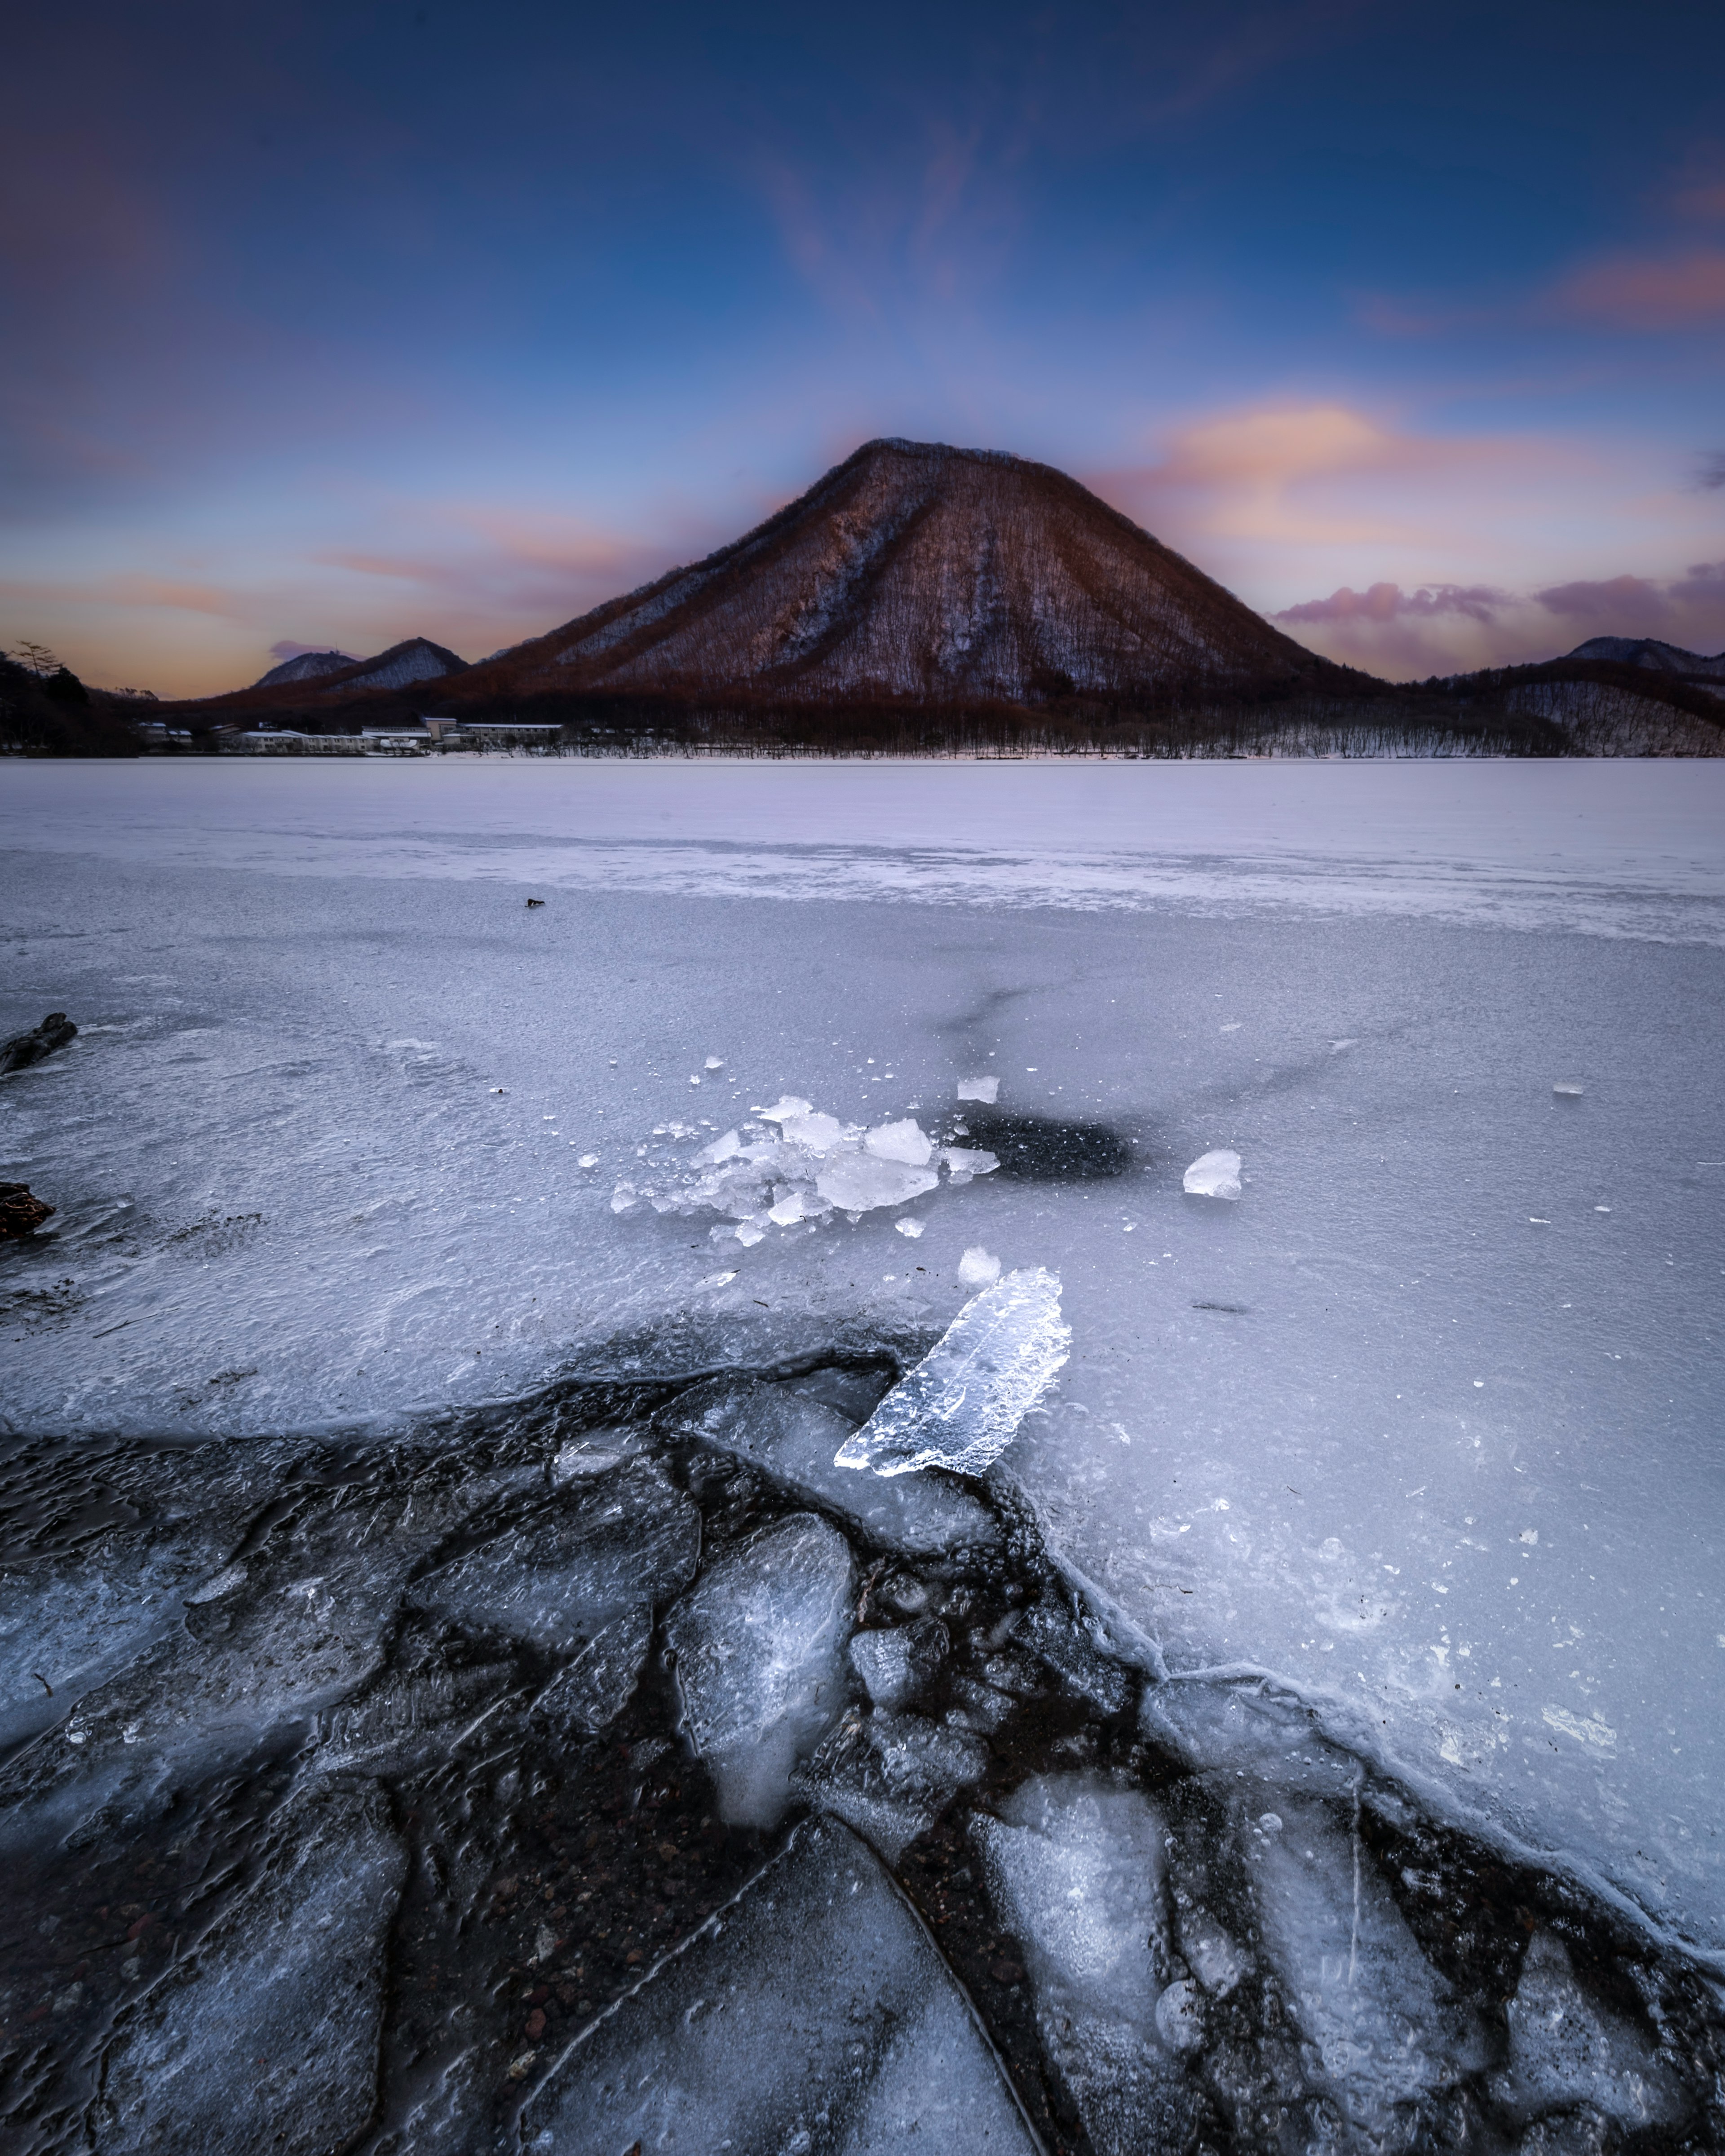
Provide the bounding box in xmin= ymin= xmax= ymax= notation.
xmin=704 ymin=1055 xmax=725 ymax=1069
xmin=779 ymin=1107 xmax=851 ymax=1152
xmin=815 ymin=1150 xmax=939 ymax=1212
xmin=865 ymin=1118 xmax=933 ymax=1166
xmin=797 ymin=1707 xmax=989 ymax=1862
xmin=1244 ymin=1794 xmax=1480 ymax=2129
xmin=942 ymin=1146 xmax=999 ymax=1185
xmin=768 ymin=1188 xmax=827 ymax=1226
xmin=758 ymin=1095 xmax=814 ymax=1123
xmin=1552 ymin=1082 xmax=1584 ymax=1098
xmin=895 ymin=1217 xmax=925 ymax=1238
xmin=732 ymin=1219 xmax=768 ymax=1246
xmin=957 ymin=1245 xmax=1001 ymax=1287
xmin=518 ymin=1818 xmax=1038 ymax=2156
xmin=957 ymin=1075 xmax=1000 ymax=1103
xmin=531 ymin=1606 xmax=652 ymax=1735
xmin=660 ymin=1378 xmax=997 ymax=1555
xmin=973 ymin=1775 xmax=1197 ymax=2152
xmin=92 ymin=1787 xmax=406 ymax=2156
xmin=1487 ymin=1931 xmax=1680 ymax=2129
xmin=663 ymin=1513 xmax=854 ymax=1827
xmin=576 ymin=1153 xmax=599 ymax=1168
xmin=694 ymin=1127 xmax=742 ymax=1164
xmin=849 ymin=1617 xmax=950 ymax=1710
xmin=411 ymin=1461 xmax=699 ymax=1654
xmin=1183 ymin=1148 xmax=1242 ymax=1200
xmin=835 ymin=1267 xmax=1071 ymax=1479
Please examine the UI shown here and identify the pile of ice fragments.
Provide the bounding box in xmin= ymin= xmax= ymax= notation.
xmin=0 ymin=1324 xmax=1719 ymax=2156
xmin=610 ymin=1096 xmax=1000 ymax=1244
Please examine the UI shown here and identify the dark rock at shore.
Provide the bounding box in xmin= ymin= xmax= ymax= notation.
xmin=0 ymin=1183 xmax=56 ymax=1237
xmin=0 ymin=1011 xmax=77 ymax=1072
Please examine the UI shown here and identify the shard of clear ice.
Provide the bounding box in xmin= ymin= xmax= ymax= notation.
xmin=1182 ymin=1147 xmax=1242 ymax=1199
xmin=834 ymin=1266 xmax=1071 ymax=1479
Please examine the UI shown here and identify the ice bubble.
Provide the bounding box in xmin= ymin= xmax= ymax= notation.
xmin=1183 ymin=1149 xmax=1242 ymax=1200
xmin=835 ymin=1266 xmax=1070 ymax=1480
xmin=956 ymin=1075 xmax=1000 ymax=1103
xmin=895 ymin=1218 xmax=925 ymax=1238
xmin=864 ymin=1118 xmax=933 ymax=1166
xmin=957 ymin=1246 xmax=1001 ymax=1287
xmin=663 ymin=1513 xmax=854 ymax=1828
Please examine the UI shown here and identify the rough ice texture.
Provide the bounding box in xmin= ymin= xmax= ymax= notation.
xmin=663 ymin=1512 xmax=854 ymax=1827
xmin=409 ymin=1458 xmax=699 ymax=1652
xmin=530 ymin=1605 xmax=653 ymax=1734
xmin=661 ymin=1377 xmax=998 ymax=1555
xmin=836 ymin=1268 xmax=1070 ymax=1478
xmin=1183 ymin=1147 xmax=1242 ymax=1199
xmin=1488 ymin=1932 xmax=1681 ymax=2129
xmin=519 ymin=1816 xmax=1038 ymax=2154
xmin=91 ymin=1785 xmax=405 ymax=2156
xmin=849 ymin=1616 xmax=950 ymax=1710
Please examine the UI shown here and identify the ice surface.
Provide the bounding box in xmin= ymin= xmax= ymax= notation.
xmin=662 ymin=1377 xmax=998 ymax=1554
xmin=4 ymin=759 xmax=1725 ymax=1957
xmin=663 ymin=1511 xmax=854 ymax=1826
xmin=91 ymin=1784 xmax=405 ymax=2156
xmin=1183 ymin=1147 xmax=1242 ymax=1199
xmin=836 ymin=1268 xmax=1071 ymax=1478
xmin=519 ymin=1816 xmax=1037 ymax=2154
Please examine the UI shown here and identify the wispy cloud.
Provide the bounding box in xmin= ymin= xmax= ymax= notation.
xmin=1275 ymin=582 xmax=1506 ymax=626
xmin=1550 ymin=248 xmax=1725 ymax=330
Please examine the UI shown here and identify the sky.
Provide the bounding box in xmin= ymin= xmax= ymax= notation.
xmin=4 ymin=0 xmax=1725 ymax=695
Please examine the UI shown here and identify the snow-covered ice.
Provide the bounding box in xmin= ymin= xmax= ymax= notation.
xmin=836 ymin=1268 xmax=1071 ymax=1478
xmin=1183 ymin=1147 xmax=1242 ymax=1199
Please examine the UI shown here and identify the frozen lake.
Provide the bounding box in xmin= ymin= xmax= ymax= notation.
xmin=3 ymin=755 xmax=1724 ymax=2141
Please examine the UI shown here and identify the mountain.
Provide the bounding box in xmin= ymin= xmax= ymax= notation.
xmin=1565 ymin=636 xmax=1725 ymax=679
xmin=454 ymin=438 xmax=1328 ymax=709
xmin=253 ymin=649 xmax=357 ymax=688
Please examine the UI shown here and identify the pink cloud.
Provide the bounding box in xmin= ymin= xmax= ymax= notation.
xmin=1276 ymin=582 xmax=1506 ymax=626
xmin=1532 ymin=573 xmax=1668 ymax=625
xmin=1551 ymin=248 xmax=1725 ymax=329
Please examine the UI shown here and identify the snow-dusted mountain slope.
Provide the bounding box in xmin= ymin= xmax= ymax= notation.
xmin=462 ymin=438 xmax=1326 ymax=706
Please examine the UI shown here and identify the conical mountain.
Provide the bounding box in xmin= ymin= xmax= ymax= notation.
xmin=465 ymin=439 xmax=1325 ymax=707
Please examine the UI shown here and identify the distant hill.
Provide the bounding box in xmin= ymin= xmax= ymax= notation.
xmin=1564 ymin=636 xmax=1725 ymax=679
xmin=453 ymin=437 xmax=1331 ymax=709
xmin=254 ymin=649 xmax=357 ymax=688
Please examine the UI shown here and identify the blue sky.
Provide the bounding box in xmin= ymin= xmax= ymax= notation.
xmin=5 ymin=0 xmax=1724 ymax=692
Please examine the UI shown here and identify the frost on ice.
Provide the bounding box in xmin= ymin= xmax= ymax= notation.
xmin=1183 ymin=1147 xmax=1242 ymax=1200
xmin=835 ymin=1266 xmax=1071 ymax=1479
